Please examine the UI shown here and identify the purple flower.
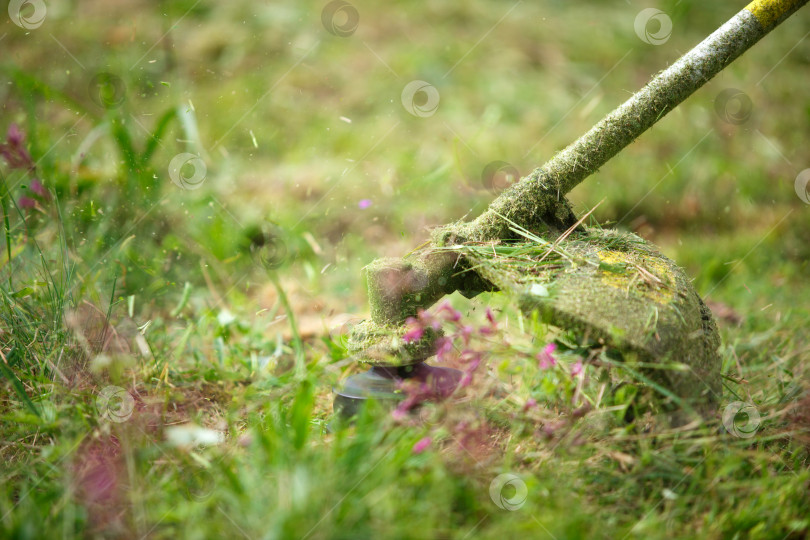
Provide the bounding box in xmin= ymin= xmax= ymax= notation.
xmin=457 ymin=350 xmax=483 ymax=388
xmin=402 ymin=317 xmax=425 ymax=343
xmin=412 ymin=436 xmax=432 ymax=454
xmin=571 ymin=359 xmax=583 ymax=377
xmin=6 ymin=124 xmax=23 ymax=146
xmin=523 ymin=397 xmax=538 ymax=411
xmin=18 ymin=196 xmax=36 ymax=209
xmin=459 ymin=349 xmax=481 ymax=366
xmin=537 ymin=343 xmax=557 ymax=370
xmin=358 ymin=199 xmax=372 ymax=209
xmin=480 ymin=307 xmax=498 ymax=335
xmin=436 ymin=300 xmax=461 ymax=322
xmin=29 ymin=178 xmax=49 ymax=199
xmin=541 ymin=421 xmax=565 ymax=440
xmin=416 ymin=309 xmax=441 ymax=331
xmin=0 ymin=124 xmax=35 ymax=172
xmin=392 ymin=381 xmax=434 ymax=420
xmin=460 ymin=325 xmax=473 ymax=345
xmin=434 ymin=336 xmax=454 ymax=361
xmin=485 ymin=308 xmax=497 ymax=327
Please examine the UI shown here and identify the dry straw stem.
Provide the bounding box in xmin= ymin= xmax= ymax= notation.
xmin=434 ymin=0 xmax=808 ymax=245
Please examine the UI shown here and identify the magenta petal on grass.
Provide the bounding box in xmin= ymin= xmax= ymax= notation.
xmin=29 ymin=178 xmax=49 ymax=199
xmin=7 ymin=124 xmax=24 ymax=146
xmin=434 ymin=337 xmax=453 ymax=361
xmin=485 ymin=307 xmax=497 ymax=327
xmin=436 ymin=300 xmax=462 ymax=322
xmin=18 ymin=196 xmax=36 ymax=209
xmin=480 ymin=307 xmax=498 ymax=335
xmin=537 ymin=343 xmax=557 ymax=369
xmin=1 ymin=124 xmax=35 ymax=171
xmin=412 ymin=436 xmax=432 ymax=454
xmin=460 ymin=325 xmax=473 ymax=344
xmin=417 ymin=308 xmax=441 ymax=331
xmin=403 ymin=325 xmax=424 ymax=343
xmin=358 ymin=199 xmax=372 ymax=209
xmin=571 ymin=359 xmax=583 ymax=376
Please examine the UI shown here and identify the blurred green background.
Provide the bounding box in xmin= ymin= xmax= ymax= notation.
xmin=1 ymin=0 xmax=809 ymax=537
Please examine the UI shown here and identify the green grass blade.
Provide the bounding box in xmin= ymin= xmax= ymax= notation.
xmin=0 ymin=346 xmax=40 ymax=417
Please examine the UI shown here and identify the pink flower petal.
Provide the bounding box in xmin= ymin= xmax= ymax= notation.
xmin=436 ymin=300 xmax=462 ymax=322
xmin=434 ymin=337 xmax=454 ymax=361
xmin=29 ymin=178 xmax=49 ymax=199
xmin=18 ymin=196 xmax=36 ymax=209
xmin=7 ymin=124 xmax=23 ymax=146
xmin=537 ymin=343 xmax=557 ymax=370
xmin=416 ymin=309 xmax=441 ymax=330
xmin=412 ymin=436 xmax=432 ymax=454
xmin=402 ymin=325 xmax=424 ymax=343
xmin=485 ymin=307 xmax=497 ymax=327
xmin=1 ymin=124 xmax=35 ymax=171
xmin=358 ymin=199 xmax=372 ymax=209
xmin=460 ymin=325 xmax=473 ymax=345
xmin=538 ymin=356 xmax=555 ymax=369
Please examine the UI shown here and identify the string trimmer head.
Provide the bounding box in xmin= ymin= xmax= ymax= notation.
xmin=333 ymin=0 xmax=807 ymax=420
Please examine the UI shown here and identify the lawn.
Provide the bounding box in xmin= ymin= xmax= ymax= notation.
xmin=1 ymin=0 xmax=809 ymax=538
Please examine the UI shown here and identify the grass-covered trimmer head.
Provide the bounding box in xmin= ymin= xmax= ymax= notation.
xmin=333 ymin=0 xmax=808 ymax=419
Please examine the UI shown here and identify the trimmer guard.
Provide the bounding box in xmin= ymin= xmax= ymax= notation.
xmin=461 ymin=228 xmax=721 ymax=408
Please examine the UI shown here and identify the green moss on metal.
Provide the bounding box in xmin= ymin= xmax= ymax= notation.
xmin=357 ymin=249 xmax=495 ymax=366
xmin=346 ymin=319 xmax=441 ymax=366
xmin=365 ymin=250 xmax=494 ymax=326
xmin=431 ymin=169 xmax=579 ymax=244
xmin=463 ymin=228 xmax=721 ymax=408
